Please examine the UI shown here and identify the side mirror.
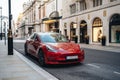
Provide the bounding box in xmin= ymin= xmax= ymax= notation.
xmin=68 ymin=39 xmax=75 ymax=43
xmin=70 ymin=41 xmax=75 ymax=43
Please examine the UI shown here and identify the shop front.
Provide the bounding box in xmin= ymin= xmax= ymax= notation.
xmin=42 ymin=11 xmax=62 ymax=33
xmin=109 ymin=14 xmax=120 ymax=43
xmin=92 ymin=17 xmax=103 ymax=43
xmin=70 ymin=22 xmax=78 ymax=43
xmin=79 ymin=20 xmax=87 ymax=43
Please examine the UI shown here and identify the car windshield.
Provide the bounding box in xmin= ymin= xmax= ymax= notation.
xmin=39 ymin=33 xmax=68 ymax=43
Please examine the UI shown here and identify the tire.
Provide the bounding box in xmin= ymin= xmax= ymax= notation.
xmin=24 ymin=44 xmax=29 ymax=55
xmin=38 ymin=49 xmax=46 ymax=67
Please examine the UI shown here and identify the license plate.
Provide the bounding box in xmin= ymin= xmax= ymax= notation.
xmin=66 ymin=56 xmax=78 ymax=60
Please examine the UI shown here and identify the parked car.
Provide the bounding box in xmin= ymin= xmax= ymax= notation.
xmin=24 ymin=32 xmax=84 ymax=66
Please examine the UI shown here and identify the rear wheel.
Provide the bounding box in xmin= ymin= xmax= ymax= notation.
xmin=24 ymin=44 xmax=29 ymax=55
xmin=38 ymin=49 xmax=46 ymax=66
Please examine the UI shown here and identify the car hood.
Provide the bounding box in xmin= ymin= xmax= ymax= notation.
xmin=45 ymin=42 xmax=80 ymax=53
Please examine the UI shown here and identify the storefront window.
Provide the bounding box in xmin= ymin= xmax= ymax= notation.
xmin=93 ymin=27 xmax=102 ymax=42
xmin=110 ymin=14 xmax=120 ymax=43
xmin=92 ymin=18 xmax=103 ymax=42
xmin=70 ymin=22 xmax=77 ymax=41
xmin=111 ymin=26 xmax=120 ymax=43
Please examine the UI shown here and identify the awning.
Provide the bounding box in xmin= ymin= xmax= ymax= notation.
xmin=42 ymin=16 xmax=62 ymax=24
xmin=42 ymin=17 xmax=49 ymax=21
xmin=42 ymin=11 xmax=62 ymax=23
xmin=43 ymin=19 xmax=57 ymax=24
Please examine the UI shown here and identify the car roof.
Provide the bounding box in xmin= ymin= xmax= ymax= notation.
xmin=34 ymin=32 xmax=60 ymax=35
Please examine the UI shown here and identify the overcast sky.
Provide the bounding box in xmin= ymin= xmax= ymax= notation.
xmin=0 ymin=0 xmax=28 ymax=22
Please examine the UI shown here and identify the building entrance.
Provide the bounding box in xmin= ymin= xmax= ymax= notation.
xmin=80 ymin=20 xmax=87 ymax=43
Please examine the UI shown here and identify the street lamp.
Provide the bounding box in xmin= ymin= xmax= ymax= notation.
xmin=73 ymin=23 xmax=77 ymax=29
xmin=8 ymin=0 xmax=13 ymax=55
xmin=3 ymin=21 xmax=6 ymax=45
xmin=0 ymin=6 xmax=2 ymax=40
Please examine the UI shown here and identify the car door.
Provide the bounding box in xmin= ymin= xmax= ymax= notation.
xmin=28 ymin=33 xmax=36 ymax=55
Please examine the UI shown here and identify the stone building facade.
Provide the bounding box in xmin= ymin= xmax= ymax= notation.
xmin=62 ymin=0 xmax=120 ymax=46
xmin=18 ymin=0 xmax=62 ymax=38
xmin=39 ymin=0 xmax=62 ymax=33
xmin=17 ymin=0 xmax=120 ymax=46
xmin=18 ymin=0 xmax=40 ymax=38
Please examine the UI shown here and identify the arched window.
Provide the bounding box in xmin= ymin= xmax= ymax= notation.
xmin=109 ymin=14 xmax=120 ymax=43
xmin=93 ymin=18 xmax=102 ymax=27
xmin=92 ymin=18 xmax=103 ymax=42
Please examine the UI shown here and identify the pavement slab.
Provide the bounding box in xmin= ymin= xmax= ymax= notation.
xmin=0 ymin=41 xmax=58 ymax=80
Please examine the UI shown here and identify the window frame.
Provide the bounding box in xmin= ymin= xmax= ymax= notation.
xmin=70 ymin=3 xmax=76 ymax=14
xmin=110 ymin=0 xmax=117 ymax=2
xmin=93 ymin=0 xmax=102 ymax=7
xmin=79 ymin=0 xmax=87 ymax=11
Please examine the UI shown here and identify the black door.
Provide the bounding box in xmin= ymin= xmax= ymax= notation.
xmin=80 ymin=26 xmax=87 ymax=43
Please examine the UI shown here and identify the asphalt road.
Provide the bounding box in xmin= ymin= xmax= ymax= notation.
xmin=13 ymin=42 xmax=120 ymax=80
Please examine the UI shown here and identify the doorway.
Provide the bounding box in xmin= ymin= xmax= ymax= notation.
xmin=80 ymin=20 xmax=87 ymax=43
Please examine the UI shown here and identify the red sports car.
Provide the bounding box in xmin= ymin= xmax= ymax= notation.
xmin=24 ymin=32 xmax=84 ymax=66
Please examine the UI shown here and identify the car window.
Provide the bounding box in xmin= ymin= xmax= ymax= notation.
xmin=30 ymin=33 xmax=36 ymax=40
xmin=34 ymin=35 xmax=40 ymax=41
xmin=40 ymin=34 xmax=56 ymax=43
xmin=53 ymin=34 xmax=68 ymax=42
xmin=39 ymin=33 xmax=68 ymax=43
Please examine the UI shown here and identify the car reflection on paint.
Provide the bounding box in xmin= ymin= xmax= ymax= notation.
xmin=24 ymin=32 xmax=84 ymax=66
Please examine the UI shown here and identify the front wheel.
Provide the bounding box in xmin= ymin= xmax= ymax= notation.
xmin=38 ymin=49 xmax=46 ymax=67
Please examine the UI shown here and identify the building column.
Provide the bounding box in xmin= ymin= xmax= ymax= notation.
xmin=102 ymin=17 xmax=109 ymax=46
xmin=88 ymin=20 xmax=92 ymax=44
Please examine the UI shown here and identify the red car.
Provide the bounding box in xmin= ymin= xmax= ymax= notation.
xmin=24 ymin=32 xmax=84 ymax=66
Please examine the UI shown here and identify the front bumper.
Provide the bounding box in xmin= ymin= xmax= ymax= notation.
xmin=45 ymin=50 xmax=84 ymax=64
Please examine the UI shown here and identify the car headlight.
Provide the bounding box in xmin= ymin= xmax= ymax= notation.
xmin=46 ymin=45 xmax=57 ymax=52
xmin=79 ymin=45 xmax=84 ymax=55
xmin=79 ymin=45 xmax=83 ymax=51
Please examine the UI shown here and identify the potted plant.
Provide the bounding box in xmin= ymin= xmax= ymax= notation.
xmin=85 ymin=35 xmax=89 ymax=44
xmin=101 ymin=35 xmax=106 ymax=46
xmin=72 ymin=35 xmax=78 ymax=43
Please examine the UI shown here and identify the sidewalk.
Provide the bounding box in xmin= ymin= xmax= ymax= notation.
xmin=80 ymin=43 xmax=120 ymax=53
xmin=0 ymin=41 xmax=58 ymax=80
xmin=0 ymin=40 xmax=119 ymax=80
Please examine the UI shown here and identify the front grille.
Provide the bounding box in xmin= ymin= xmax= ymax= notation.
xmin=58 ymin=59 xmax=78 ymax=63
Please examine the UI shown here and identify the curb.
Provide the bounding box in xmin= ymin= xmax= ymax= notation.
xmin=14 ymin=49 xmax=59 ymax=80
xmin=80 ymin=44 xmax=120 ymax=53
